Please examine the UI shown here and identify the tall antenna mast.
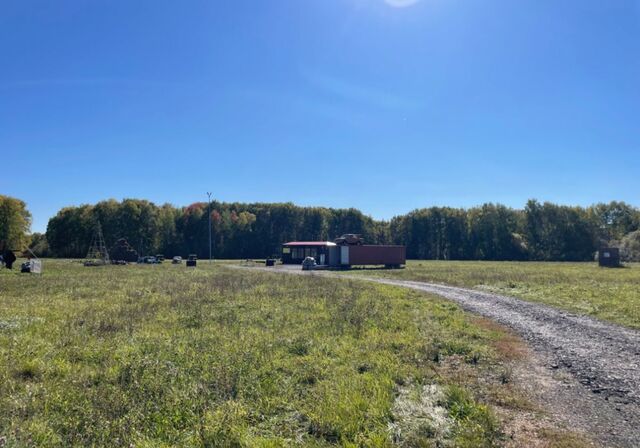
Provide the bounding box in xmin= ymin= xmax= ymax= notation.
xmin=84 ymin=221 xmax=110 ymax=266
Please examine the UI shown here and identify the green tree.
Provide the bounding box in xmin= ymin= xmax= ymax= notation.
xmin=29 ymin=232 xmax=50 ymax=257
xmin=588 ymin=201 xmax=639 ymax=245
xmin=46 ymin=205 xmax=94 ymax=257
xmin=619 ymin=230 xmax=640 ymax=261
xmin=524 ymin=200 xmax=596 ymax=261
xmin=43 ymin=197 xmax=636 ymax=262
xmin=0 ymin=195 xmax=32 ymax=250
xmin=466 ymin=204 xmax=525 ymax=260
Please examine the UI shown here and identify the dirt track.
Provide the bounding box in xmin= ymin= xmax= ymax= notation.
xmin=234 ymin=265 xmax=640 ymax=447
xmin=373 ymin=278 xmax=640 ymax=448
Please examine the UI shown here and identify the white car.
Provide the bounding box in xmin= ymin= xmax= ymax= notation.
xmin=302 ymin=257 xmax=316 ymax=270
xmin=172 ymin=256 xmax=183 ymax=264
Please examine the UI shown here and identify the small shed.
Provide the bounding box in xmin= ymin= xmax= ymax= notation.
xmin=598 ymin=247 xmax=621 ymax=267
xmin=281 ymin=241 xmax=337 ymax=265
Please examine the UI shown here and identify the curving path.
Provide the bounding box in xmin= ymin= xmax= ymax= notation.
xmin=371 ymin=278 xmax=640 ymax=448
xmin=234 ymin=265 xmax=640 ymax=447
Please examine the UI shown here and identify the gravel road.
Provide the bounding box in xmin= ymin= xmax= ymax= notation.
xmin=235 ymin=265 xmax=640 ymax=447
xmin=371 ymin=278 xmax=640 ymax=447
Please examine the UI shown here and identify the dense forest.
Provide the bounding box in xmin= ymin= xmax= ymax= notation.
xmin=391 ymin=201 xmax=640 ymax=261
xmin=2 ymin=195 xmax=640 ymax=261
xmin=41 ymin=200 xmax=387 ymax=260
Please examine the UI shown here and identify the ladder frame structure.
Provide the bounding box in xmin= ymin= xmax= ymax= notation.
xmin=84 ymin=222 xmax=110 ymax=266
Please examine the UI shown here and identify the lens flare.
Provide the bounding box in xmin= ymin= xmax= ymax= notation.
xmin=384 ymin=0 xmax=420 ymax=7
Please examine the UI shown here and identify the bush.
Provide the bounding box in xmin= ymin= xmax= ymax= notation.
xmin=619 ymin=231 xmax=640 ymax=262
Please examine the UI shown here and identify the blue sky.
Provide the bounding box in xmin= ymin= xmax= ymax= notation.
xmin=2 ymin=0 xmax=639 ymax=233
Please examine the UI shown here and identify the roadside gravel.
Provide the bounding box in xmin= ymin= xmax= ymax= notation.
xmin=372 ymin=278 xmax=640 ymax=448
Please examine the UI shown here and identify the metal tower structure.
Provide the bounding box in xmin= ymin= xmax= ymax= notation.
xmin=85 ymin=222 xmax=110 ymax=266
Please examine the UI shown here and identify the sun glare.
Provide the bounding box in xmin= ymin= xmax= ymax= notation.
xmin=384 ymin=0 xmax=420 ymax=7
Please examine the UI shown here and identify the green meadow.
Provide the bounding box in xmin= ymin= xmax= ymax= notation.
xmin=344 ymin=261 xmax=640 ymax=329
xmin=0 ymin=260 xmax=589 ymax=447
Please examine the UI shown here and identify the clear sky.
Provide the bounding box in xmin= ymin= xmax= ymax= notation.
xmin=2 ymin=0 xmax=639 ymax=233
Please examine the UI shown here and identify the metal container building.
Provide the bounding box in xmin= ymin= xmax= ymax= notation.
xmin=281 ymin=241 xmax=337 ymax=265
xmin=340 ymin=245 xmax=406 ymax=268
xmin=598 ymin=247 xmax=621 ymax=267
xmin=281 ymin=240 xmax=405 ymax=268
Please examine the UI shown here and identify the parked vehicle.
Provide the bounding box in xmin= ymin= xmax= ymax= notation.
xmin=302 ymin=256 xmax=316 ymax=270
xmin=186 ymin=254 xmax=197 ymax=267
xmin=172 ymin=256 xmax=183 ymax=264
xmin=334 ymin=234 xmax=363 ymax=245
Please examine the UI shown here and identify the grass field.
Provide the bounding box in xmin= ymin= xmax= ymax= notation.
xmin=343 ymin=261 xmax=640 ymax=329
xmin=0 ymin=260 xmax=584 ymax=447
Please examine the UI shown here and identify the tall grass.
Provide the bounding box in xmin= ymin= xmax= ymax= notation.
xmin=0 ymin=261 xmax=511 ymax=446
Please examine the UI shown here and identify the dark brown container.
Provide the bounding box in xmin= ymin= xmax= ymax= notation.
xmin=343 ymin=245 xmax=406 ymax=267
xmin=598 ymin=248 xmax=621 ymax=267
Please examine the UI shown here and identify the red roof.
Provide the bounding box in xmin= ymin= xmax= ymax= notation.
xmin=282 ymin=241 xmax=337 ymax=247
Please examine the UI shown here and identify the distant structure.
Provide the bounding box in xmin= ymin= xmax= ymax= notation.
xmin=281 ymin=234 xmax=405 ymax=268
xmin=110 ymin=238 xmax=138 ymax=263
xmin=84 ymin=223 xmax=110 ymax=266
xmin=598 ymin=247 xmax=621 ymax=268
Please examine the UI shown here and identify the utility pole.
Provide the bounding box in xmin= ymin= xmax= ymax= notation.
xmin=207 ymin=192 xmax=212 ymax=263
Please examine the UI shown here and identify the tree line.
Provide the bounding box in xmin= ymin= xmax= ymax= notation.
xmin=43 ymin=199 xmax=388 ymax=260
xmin=2 ymin=195 xmax=640 ymax=261
xmin=389 ymin=201 xmax=639 ymax=261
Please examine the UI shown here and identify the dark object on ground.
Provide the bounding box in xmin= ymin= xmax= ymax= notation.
xmin=186 ymin=254 xmax=197 ymax=267
xmin=20 ymin=259 xmax=42 ymax=273
xmin=20 ymin=260 xmax=42 ymax=274
xmin=2 ymin=250 xmax=16 ymax=269
xmin=172 ymin=256 xmax=182 ymax=264
xmin=83 ymin=261 xmax=105 ymax=267
xmin=109 ymin=238 xmax=138 ymax=263
xmin=334 ymin=234 xmax=363 ymax=245
xmin=598 ymin=247 xmax=621 ymax=267
xmin=265 ymin=258 xmax=275 ymax=267
xmin=156 ymin=254 xmax=165 ymax=262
